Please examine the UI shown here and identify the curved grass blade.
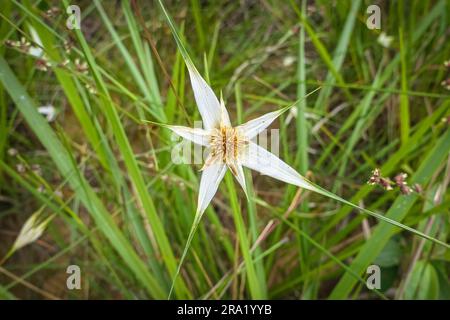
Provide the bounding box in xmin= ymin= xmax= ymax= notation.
xmin=330 ymin=128 xmax=450 ymax=299
xmin=0 ymin=56 xmax=166 ymax=299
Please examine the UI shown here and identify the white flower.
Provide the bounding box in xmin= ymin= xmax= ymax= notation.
xmin=282 ymin=55 xmax=296 ymax=67
xmin=157 ymin=1 xmax=449 ymax=299
xmin=377 ymin=32 xmax=394 ymax=48
xmin=38 ymin=105 xmax=56 ymax=122
xmin=28 ymin=26 xmax=44 ymax=58
xmin=12 ymin=212 xmax=50 ymax=252
xmin=167 ymin=62 xmax=319 ymax=217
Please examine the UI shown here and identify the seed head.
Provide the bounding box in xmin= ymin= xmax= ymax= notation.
xmin=412 ymin=183 xmax=423 ymax=194
xmin=394 ymin=173 xmax=412 ymax=195
xmin=367 ymin=168 xmax=393 ymax=190
xmin=12 ymin=212 xmax=50 ymax=252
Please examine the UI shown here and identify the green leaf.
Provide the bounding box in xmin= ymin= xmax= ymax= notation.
xmin=374 ymin=238 xmax=402 ymax=268
xmin=404 ymin=261 xmax=439 ymax=300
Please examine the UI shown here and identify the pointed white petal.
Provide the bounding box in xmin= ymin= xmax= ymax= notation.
xmin=285 ymin=108 xmax=297 ymax=125
xmin=238 ymin=109 xmax=284 ymax=139
xmin=28 ymin=26 xmax=44 ymax=58
xmin=38 ymin=105 xmax=56 ymax=122
xmin=28 ymin=46 xmax=43 ymax=58
xmin=228 ymin=162 xmax=248 ymax=198
xmin=200 ymin=151 xmax=220 ymax=171
xmin=167 ymin=125 xmax=210 ymax=146
xmin=241 ymin=141 xmax=317 ymax=192
xmin=219 ymin=94 xmax=231 ymax=127
xmin=187 ymin=66 xmax=228 ymax=130
xmin=197 ymin=163 xmax=227 ymax=215
xmin=12 ymin=212 xmax=49 ymax=251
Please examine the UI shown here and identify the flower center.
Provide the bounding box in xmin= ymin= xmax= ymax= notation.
xmin=209 ymin=126 xmax=247 ymax=165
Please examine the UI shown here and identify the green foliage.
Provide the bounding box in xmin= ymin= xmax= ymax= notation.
xmin=0 ymin=0 xmax=448 ymax=299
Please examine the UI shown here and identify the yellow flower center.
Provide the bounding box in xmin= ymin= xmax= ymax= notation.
xmin=205 ymin=126 xmax=248 ymax=168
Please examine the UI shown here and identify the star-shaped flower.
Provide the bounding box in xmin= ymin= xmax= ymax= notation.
xmin=157 ymin=0 xmax=449 ymax=298
xmin=167 ymin=63 xmax=317 ymax=217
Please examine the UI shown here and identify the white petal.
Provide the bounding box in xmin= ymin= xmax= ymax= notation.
xmin=28 ymin=46 xmax=43 ymax=58
xmin=28 ymin=26 xmax=44 ymax=58
xmin=219 ymin=94 xmax=231 ymax=127
xmin=241 ymin=141 xmax=317 ymax=192
xmin=167 ymin=125 xmax=210 ymax=146
xmin=38 ymin=105 xmax=56 ymax=122
xmin=228 ymin=162 xmax=248 ymax=198
xmin=187 ymin=66 xmax=229 ymax=130
xmin=377 ymin=32 xmax=394 ymax=48
xmin=13 ymin=212 xmax=49 ymax=251
xmin=238 ymin=109 xmax=284 ymax=139
xmin=197 ymin=163 xmax=227 ymax=215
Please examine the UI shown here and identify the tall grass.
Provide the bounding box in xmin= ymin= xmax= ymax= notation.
xmin=0 ymin=0 xmax=448 ymax=300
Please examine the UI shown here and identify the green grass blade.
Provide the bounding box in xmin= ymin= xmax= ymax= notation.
xmin=64 ymin=0 xmax=191 ymax=296
xmin=0 ymin=56 xmax=166 ymax=298
xmin=235 ymin=81 xmax=268 ymax=297
xmin=224 ymin=172 xmax=264 ymax=299
xmin=289 ymin=0 xmax=353 ymax=102
xmin=294 ymin=0 xmax=314 ymax=297
xmin=313 ymin=0 xmax=361 ymax=112
xmin=330 ymin=128 xmax=450 ymax=299
xmin=317 ymin=100 xmax=449 ymax=241
xmin=399 ymin=27 xmax=410 ymax=145
xmin=94 ymin=0 xmax=165 ymax=121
